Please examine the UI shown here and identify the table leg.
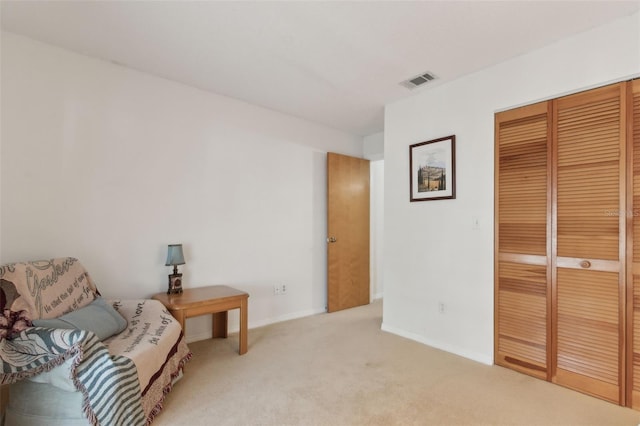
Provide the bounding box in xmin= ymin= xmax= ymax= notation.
xmin=239 ymin=298 xmax=248 ymax=355
xmin=212 ymin=311 xmax=228 ymax=338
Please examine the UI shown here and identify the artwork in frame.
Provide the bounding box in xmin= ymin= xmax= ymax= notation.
xmin=409 ymin=135 xmax=456 ymax=202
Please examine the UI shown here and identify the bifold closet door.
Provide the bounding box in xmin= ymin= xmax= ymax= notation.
xmin=495 ymin=101 xmax=551 ymax=379
xmin=630 ymin=79 xmax=640 ymax=408
xmin=553 ymin=83 xmax=626 ymax=404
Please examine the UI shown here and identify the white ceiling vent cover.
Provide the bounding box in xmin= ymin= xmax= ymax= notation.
xmin=400 ymin=71 xmax=437 ymax=89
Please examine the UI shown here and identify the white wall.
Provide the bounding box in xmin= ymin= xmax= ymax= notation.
xmin=363 ymin=132 xmax=384 ymax=161
xmin=364 ymin=131 xmax=385 ymax=301
xmin=370 ymin=160 xmax=384 ymax=300
xmin=382 ymin=12 xmax=640 ymax=364
xmin=0 ymin=32 xmax=364 ymax=342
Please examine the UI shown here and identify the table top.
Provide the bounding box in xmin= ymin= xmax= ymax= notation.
xmin=152 ymin=285 xmax=249 ymax=310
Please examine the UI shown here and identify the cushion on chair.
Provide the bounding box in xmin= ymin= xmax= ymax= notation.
xmin=33 ymin=297 xmax=127 ymax=341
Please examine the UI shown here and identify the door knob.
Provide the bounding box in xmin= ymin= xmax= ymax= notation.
xmin=327 ymin=237 xmax=337 ymax=243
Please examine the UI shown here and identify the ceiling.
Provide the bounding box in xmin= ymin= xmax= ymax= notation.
xmin=2 ymin=1 xmax=639 ymax=137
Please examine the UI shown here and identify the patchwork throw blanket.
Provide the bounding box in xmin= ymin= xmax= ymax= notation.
xmin=0 ymin=258 xmax=192 ymax=425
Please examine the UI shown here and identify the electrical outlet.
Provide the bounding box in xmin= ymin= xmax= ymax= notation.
xmin=438 ymin=302 xmax=445 ymax=314
xmin=281 ymin=284 xmax=287 ymax=294
xmin=274 ymin=285 xmax=281 ymax=295
xmin=274 ymin=284 xmax=287 ymax=296
xmin=472 ymin=216 xmax=480 ymax=230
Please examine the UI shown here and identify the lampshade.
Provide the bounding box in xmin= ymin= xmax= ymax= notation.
xmin=165 ymin=244 xmax=185 ymax=266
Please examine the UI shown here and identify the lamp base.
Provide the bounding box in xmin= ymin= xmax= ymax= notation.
xmin=167 ymin=273 xmax=183 ymax=294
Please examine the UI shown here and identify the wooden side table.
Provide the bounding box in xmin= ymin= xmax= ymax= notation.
xmin=152 ymin=285 xmax=249 ymax=355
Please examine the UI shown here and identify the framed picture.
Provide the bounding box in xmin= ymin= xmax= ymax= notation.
xmin=409 ymin=135 xmax=456 ymax=202
xmin=167 ymin=273 xmax=183 ymax=294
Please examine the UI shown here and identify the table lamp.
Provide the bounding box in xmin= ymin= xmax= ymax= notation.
xmin=165 ymin=244 xmax=185 ymax=294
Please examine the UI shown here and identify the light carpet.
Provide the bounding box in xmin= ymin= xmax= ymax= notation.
xmin=154 ymin=300 xmax=640 ymax=425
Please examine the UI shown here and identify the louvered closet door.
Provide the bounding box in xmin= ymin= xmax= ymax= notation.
xmin=495 ymin=101 xmax=551 ymax=379
xmin=629 ymin=79 xmax=640 ymax=408
xmin=553 ymin=83 xmax=626 ymax=404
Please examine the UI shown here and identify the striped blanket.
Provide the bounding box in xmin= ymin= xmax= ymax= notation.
xmin=1 ymin=327 xmax=146 ymax=425
xmin=1 ymin=301 xmax=192 ymax=425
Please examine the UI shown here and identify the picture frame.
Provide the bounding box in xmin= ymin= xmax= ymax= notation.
xmin=409 ymin=135 xmax=456 ymax=202
xmin=167 ymin=273 xmax=183 ymax=294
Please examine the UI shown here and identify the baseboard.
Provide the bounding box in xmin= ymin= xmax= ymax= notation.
xmin=380 ymin=322 xmax=493 ymax=366
xmin=249 ymin=307 xmax=327 ymax=330
xmin=185 ymin=307 xmax=326 ymax=343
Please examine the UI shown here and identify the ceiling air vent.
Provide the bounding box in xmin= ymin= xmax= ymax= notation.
xmin=400 ymin=71 xmax=437 ymax=90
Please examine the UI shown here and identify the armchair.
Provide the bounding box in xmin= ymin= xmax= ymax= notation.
xmin=0 ymin=258 xmax=191 ymax=425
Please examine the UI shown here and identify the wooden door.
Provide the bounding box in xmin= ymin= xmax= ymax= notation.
xmin=553 ymin=83 xmax=627 ymax=404
xmin=327 ymin=152 xmax=370 ymax=313
xmin=495 ymin=101 xmax=551 ymax=379
xmin=629 ymin=79 xmax=640 ymax=408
